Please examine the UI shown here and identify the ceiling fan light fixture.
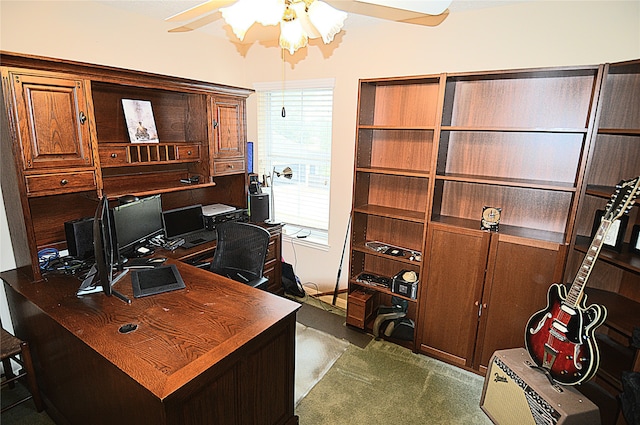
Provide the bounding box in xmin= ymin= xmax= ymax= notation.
xmin=290 ymin=1 xmax=321 ymax=39
xmin=219 ymin=0 xmax=259 ymax=41
xmin=280 ymin=12 xmax=308 ymax=54
xmin=219 ymin=0 xmax=346 ymax=53
xmin=306 ymin=0 xmax=347 ymax=44
xmin=255 ymin=0 xmax=286 ymax=26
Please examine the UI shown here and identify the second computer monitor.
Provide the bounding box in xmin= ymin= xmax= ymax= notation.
xmin=111 ymin=194 xmax=163 ymax=255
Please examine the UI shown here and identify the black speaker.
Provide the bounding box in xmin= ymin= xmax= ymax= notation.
xmin=249 ymin=193 xmax=269 ymax=223
xmin=64 ymin=217 xmax=94 ymax=259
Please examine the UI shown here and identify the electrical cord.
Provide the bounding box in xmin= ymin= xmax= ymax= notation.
xmin=38 ymin=248 xmax=59 ymax=271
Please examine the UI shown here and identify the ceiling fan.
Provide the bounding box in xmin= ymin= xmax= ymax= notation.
xmin=166 ymin=0 xmax=451 ymax=52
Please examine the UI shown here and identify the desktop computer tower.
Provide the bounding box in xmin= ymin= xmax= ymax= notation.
xmin=64 ymin=216 xmax=94 ymax=259
xmin=248 ymin=193 xmax=269 ymax=223
xmin=481 ymin=348 xmax=600 ymax=425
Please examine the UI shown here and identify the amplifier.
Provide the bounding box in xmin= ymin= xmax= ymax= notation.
xmin=481 ymin=348 xmax=600 ymax=425
xmin=203 ymin=209 xmax=247 ymax=230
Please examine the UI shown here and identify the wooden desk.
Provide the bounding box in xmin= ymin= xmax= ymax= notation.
xmin=1 ymin=260 xmax=300 ymax=425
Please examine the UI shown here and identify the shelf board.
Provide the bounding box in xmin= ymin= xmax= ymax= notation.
xmin=352 ymin=243 xmax=422 ymax=266
xmin=575 ymin=236 xmax=640 ymax=274
xmin=105 ymin=182 xmax=216 ymax=201
xmin=350 ymin=278 xmax=417 ymax=303
xmin=597 ymin=128 xmax=640 ymax=136
xmin=593 ymin=333 xmax=634 ymax=390
xmin=353 ymin=204 xmax=426 ymax=223
xmin=585 ymin=288 xmax=640 ymax=338
xmin=358 ymin=125 xmax=436 ymax=131
xmin=585 ymin=185 xmax=617 ymax=198
xmin=432 ymin=215 xmax=566 ymax=244
xmin=356 ymin=167 xmax=430 ymax=178
xmin=435 ymin=173 xmax=577 ymax=192
xmin=441 ymin=126 xmax=588 ymax=134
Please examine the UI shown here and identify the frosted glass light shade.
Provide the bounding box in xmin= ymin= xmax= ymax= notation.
xmin=255 ymin=0 xmax=286 ymax=26
xmin=219 ymin=0 xmax=257 ymax=41
xmin=291 ymin=1 xmax=321 ymax=39
xmin=280 ymin=18 xmax=308 ymax=54
xmin=307 ymin=0 xmax=347 ymax=44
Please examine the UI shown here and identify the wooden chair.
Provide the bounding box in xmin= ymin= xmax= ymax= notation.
xmin=1 ymin=328 xmax=44 ymax=413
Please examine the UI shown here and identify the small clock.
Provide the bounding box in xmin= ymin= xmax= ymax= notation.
xmin=481 ymin=206 xmax=502 ymax=231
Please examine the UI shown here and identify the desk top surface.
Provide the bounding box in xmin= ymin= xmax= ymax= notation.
xmin=1 ymin=260 xmax=300 ymax=399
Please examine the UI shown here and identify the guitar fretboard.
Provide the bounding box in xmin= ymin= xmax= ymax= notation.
xmin=566 ymin=220 xmax=611 ymax=307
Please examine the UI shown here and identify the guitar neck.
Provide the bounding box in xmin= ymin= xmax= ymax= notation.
xmin=566 ymin=220 xmax=611 ymax=307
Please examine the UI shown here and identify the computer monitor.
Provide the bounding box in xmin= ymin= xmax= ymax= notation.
xmin=162 ymin=204 xmax=205 ymax=239
xmin=112 ymin=194 xmax=163 ymax=256
xmin=76 ymin=194 xmax=130 ymax=304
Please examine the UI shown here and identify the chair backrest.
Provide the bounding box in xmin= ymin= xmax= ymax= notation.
xmin=210 ymin=221 xmax=270 ymax=278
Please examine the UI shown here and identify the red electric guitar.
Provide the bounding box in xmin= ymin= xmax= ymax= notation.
xmin=525 ymin=176 xmax=640 ymax=386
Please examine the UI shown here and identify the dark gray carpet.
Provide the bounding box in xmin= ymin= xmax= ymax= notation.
xmin=1 ymin=381 xmax=53 ymax=425
xmin=296 ymin=298 xmax=372 ymax=349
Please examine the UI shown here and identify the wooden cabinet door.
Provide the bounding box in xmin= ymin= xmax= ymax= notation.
xmin=473 ymin=235 xmax=565 ymax=371
xmin=9 ymin=70 xmax=93 ymax=170
xmin=418 ymin=223 xmax=490 ymax=368
xmin=211 ymin=96 xmax=245 ymax=159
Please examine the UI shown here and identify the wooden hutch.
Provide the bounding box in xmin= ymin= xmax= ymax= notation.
xmin=1 ymin=51 xmax=283 ymax=294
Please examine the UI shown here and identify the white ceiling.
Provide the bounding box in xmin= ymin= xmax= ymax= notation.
xmin=98 ymin=0 xmax=535 ymax=32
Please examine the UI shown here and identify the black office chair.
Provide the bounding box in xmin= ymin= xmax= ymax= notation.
xmin=209 ymin=221 xmax=271 ymax=290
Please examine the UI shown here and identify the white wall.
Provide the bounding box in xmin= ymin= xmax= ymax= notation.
xmin=242 ymin=0 xmax=640 ymax=295
xmin=1 ymin=1 xmax=638 ymax=322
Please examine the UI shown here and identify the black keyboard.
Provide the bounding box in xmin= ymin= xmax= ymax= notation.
xmin=182 ymin=229 xmax=216 ymax=247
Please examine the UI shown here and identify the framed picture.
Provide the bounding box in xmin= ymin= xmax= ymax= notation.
xmin=122 ymin=99 xmax=159 ymax=143
xmin=591 ymin=209 xmax=628 ymax=253
xmin=630 ymin=225 xmax=640 ymax=255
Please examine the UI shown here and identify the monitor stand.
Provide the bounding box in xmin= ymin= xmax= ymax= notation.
xmin=77 ymin=264 xmax=131 ymax=304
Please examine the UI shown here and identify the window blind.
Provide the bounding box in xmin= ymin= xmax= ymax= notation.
xmin=255 ymin=80 xmax=334 ymax=243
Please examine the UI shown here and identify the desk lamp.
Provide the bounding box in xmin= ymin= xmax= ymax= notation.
xmin=269 ymin=166 xmax=293 ymax=224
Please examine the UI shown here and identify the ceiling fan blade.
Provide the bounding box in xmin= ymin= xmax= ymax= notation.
xmin=357 ymin=0 xmax=451 ymax=16
xmin=326 ymin=0 xmax=449 ymax=26
xmin=399 ymin=9 xmax=449 ymax=26
xmin=168 ymin=12 xmax=222 ymax=32
xmin=165 ymin=0 xmax=234 ymax=23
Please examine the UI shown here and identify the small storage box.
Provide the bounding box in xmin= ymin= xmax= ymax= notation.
xmin=391 ymin=270 xmax=418 ymax=299
xmin=346 ymin=289 xmax=377 ymax=329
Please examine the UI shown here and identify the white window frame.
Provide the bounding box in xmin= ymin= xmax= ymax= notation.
xmin=254 ymin=78 xmax=335 ymax=246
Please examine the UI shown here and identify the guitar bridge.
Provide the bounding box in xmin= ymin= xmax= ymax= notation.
xmin=542 ymin=344 xmax=558 ymax=370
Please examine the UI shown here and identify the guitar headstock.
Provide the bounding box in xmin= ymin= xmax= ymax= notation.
xmin=603 ymin=177 xmax=640 ymax=222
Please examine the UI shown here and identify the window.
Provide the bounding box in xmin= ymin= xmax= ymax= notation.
xmin=255 ymin=79 xmax=334 ymax=244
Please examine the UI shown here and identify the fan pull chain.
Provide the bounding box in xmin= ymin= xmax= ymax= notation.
xmin=281 ymin=48 xmax=286 ymax=118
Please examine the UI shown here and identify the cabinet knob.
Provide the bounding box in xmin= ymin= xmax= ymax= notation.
xmin=60 ymin=179 xmax=69 ymax=186
xmin=228 ymin=164 xmax=234 ymax=169
xmin=187 ymin=150 xmax=192 ymax=155
xmin=111 ymin=153 xmax=117 ymax=158
xmin=213 ymin=120 xmax=218 ymax=129
xmin=79 ymin=111 xmax=87 ymax=125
